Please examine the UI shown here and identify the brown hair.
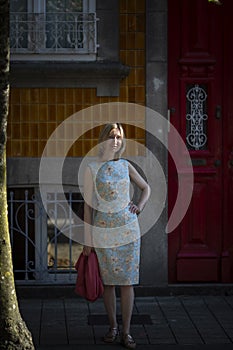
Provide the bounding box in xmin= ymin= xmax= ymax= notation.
xmin=98 ymin=123 xmax=126 ymax=158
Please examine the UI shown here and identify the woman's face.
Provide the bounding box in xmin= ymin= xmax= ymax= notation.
xmin=106 ymin=128 xmax=123 ymax=154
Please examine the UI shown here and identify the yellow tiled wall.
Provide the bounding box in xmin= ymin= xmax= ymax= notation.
xmin=7 ymin=0 xmax=145 ymax=157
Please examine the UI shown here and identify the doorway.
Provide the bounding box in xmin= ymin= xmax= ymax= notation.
xmin=168 ymin=0 xmax=233 ymax=282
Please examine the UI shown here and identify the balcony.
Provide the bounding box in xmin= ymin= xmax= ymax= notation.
xmin=9 ymin=7 xmax=129 ymax=96
xmin=10 ymin=12 xmax=98 ymax=59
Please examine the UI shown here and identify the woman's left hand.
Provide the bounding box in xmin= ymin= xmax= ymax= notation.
xmin=129 ymin=201 xmax=140 ymax=215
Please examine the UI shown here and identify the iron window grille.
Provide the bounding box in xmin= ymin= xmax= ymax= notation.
xmin=10 ymin=0 xmax=98 ymax=60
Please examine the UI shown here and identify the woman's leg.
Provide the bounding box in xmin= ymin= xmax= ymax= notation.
xmin=120 ymin=285 xmax=134 ymax=334
xmin=103 ymin=285 xmax=118 ymax=328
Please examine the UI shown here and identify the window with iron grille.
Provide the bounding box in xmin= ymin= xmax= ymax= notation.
xmin=10 ymin=0 xmax=98 ymax=61
xmin=10 ymin=1 xmax=127 ymax=96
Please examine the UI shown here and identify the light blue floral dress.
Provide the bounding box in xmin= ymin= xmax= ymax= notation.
xmin=88 ymin=159 xmax=140 ymax=285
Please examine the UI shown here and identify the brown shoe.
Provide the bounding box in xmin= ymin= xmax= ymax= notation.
xmin=103 ymin=327 xmax=119 ymax=343
xmin=121 ymin=333 xmax=136 ymax=349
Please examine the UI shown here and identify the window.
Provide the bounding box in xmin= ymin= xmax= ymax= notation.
xmin=10 ymin=1 xmax=128 ymax=96
xmin=10 ymin=0 xmax=98 ymax=61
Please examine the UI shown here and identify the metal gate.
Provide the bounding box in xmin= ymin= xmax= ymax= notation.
xmin=8 ymin=188 xmax=84 ymax=284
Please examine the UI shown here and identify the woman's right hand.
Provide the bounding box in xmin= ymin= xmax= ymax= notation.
xmin=83 ymin=245 xmax=92 ymax=256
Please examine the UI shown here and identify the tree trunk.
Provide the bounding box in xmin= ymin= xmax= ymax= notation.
xmin=0 ymin=2 xmax=34 ymax=349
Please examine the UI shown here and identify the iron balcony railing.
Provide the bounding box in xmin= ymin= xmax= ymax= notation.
xmin=10 ymin=12 xmax=98 ymax=55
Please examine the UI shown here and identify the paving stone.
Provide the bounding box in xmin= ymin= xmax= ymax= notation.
xmin=19 ymin=299 xmax=42 ymax=346
xmin=68 ymin=326 xmax=94 ymax=345
xmin=19 ymin=296 xmax=233 ymax=348
xmin=203 ymin=296 xmax=233 ymax=342
xmin=156 ymin=296 xmax=204 ymax=344
xmin=64 ymin=298 xmax=89 ymax=327
xmin=180 ymin=296 xmax=232 ymax=344
xmin=92 ymin=325 xmax=107 ymax=344
xmin=145 ymin=324 xmax=176 ymax=344
xmin=40 ymin=299 xmax=68 ymax=345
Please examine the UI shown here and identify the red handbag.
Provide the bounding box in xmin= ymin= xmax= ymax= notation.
xmin=75 ymin=251 xmax=104 ymax=302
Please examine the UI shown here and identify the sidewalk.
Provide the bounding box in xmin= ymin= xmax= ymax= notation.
xmin=18 ymin=294 xmax=233 ymax=350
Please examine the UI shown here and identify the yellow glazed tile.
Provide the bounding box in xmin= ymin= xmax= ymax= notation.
xmin=128 ymin=14 xmax=137 ymax=32
xmin=127 ymin=0 xmax=136 ymax=13
xmin=39 ymin=88 xmax=48 ymax=103
xmin=136 ymin=14 xmax=145 ymax=31
xmin=135 ymin=32 xmax=145 ymax=49
xmin=11 ymin=141 xmax=21 ymax=156
xmin=6 ymin=142 xmax=11 ymax=157
xmin=56 ymin=89 xmax=65 ymax=104
xmin=30 ymin=105 xmax=39 ymax=121
xmin=120 ymin=14 xmax=127 ymax=32
xmin=126 ymin=33 xmax=136 ymax=49
xmin=135 ymin=51 xmax=145 ymax=66
xmin=48 ymin=105 xmax=57 ymax=121
xmin=65 ymin=89 xmax=74 ymax=104
xmin=38 ymin=123 xmax=48 ymax=140
xmin=20 ymin=89 xmax=31 ymax=104
xmin=135 ymin=0 xmax=145 ymax=13
xmin=38 ymin=140 xmax=47 ymax=156
xmin=30 ymin=124 xmax=39 ymax=139
xmin=30 ymin=141 xmax=39 ymax=157
xmin=11 ymin=89 xmax=20 ymax=104
xmin=47 ymin=122 xmax=57 ymax=138
xmin=10 ymin=105 xmax=20 ymax=122
xmin=56 ymin=105 xmax=66 ymax=121
xmin=20 ymin=123 xmax=30 ymax=139
xmin=21 ymin=140 xmax=31 ymax=156
xmin=135 ymin=68 xmax=145 ymax=85
xmin=48 ymin=89 xmax=57 ymax=104
xmin=20 ymin=105 xmax=30 ymax=122
xmin=39 ymin=104 xmax=48 ymax=121
xmin=11 ymin=124 xmax=20 ymax=140
xmin=135 ymin=86 xmax=145 ymax=103
xmin=30 ymin=89 xmax=40 ymax=104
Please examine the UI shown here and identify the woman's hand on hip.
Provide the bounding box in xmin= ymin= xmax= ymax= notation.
xmin=129 ymin=201 xmax=140 ymax=215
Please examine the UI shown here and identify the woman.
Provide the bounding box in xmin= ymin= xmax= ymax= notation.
xmin=83 ymin=123 xmax=151 ymax=349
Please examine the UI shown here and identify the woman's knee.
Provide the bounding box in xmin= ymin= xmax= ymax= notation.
xmin=120 ymin=285 xmax=134 ymax=293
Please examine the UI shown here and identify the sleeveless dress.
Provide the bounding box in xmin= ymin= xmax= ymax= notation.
xmin=88 ymin=159 xmax=140 ymax=285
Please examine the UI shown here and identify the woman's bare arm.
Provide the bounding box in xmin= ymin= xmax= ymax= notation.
xmin=128 ymin=162 xmax=151 ymax=214
xmin=83 ymin=166 xmax=94 ymax=255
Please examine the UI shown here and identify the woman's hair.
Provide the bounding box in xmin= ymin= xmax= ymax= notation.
xmin=98 ymin=123 xmax=126 ymax=158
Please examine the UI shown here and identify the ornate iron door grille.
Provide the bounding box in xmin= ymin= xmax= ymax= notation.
xmin=186 ymin=84 xmax=208 ymax=151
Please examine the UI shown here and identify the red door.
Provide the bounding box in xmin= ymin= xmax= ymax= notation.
xmin=168 ymin=0 xmax=233 ymax=282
